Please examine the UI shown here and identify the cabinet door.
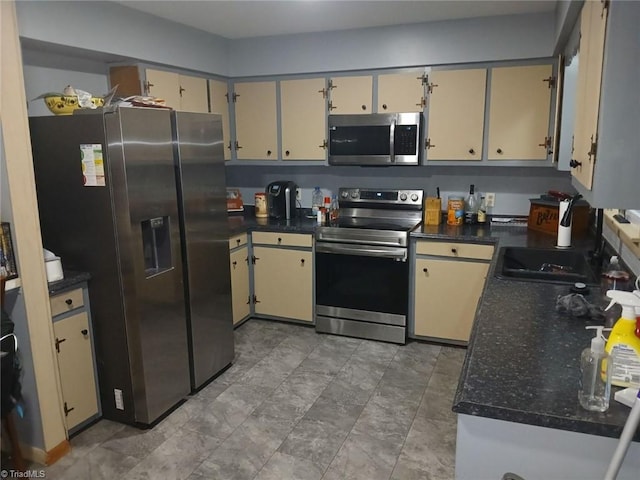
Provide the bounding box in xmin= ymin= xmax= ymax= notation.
xmin=487 ymin=64 xmax=553 ymax=160
xmin=414 ymin=258 xmax=489 ymax=342
xmin=234 ymin=81 xmax=278 ymax=159
xmin=281 ymin=78 xmax=327 ymax=160
xmin=329 ymin=76 xmax=373 ymax=114
xmin=253 ymin=246 xmax=312 ymax=321
xmin=178 ymin=75 xmax=209 ymax=113
xmin=426 ymin=69 xmax=486 ymax=161
xmin=377 ymin=72 xmax=425 ymax=113
xmin=230 ymin=246 xmax=250 ymax=325
xmin=53 ymin=312 xmax=99 ymax=430
xmin=209 ymin=79 xmax=232 ymax=160
xmin=145 ymin=68 xmax=181 ymax=109
xmin=572 ymin=0 xmax=608 ymax=190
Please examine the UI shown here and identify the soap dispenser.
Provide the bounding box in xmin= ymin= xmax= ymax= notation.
xmin=604 ymin=290 xmax=640 ymax=388
xmin=579 ymin=325 xmax=611 ymax=412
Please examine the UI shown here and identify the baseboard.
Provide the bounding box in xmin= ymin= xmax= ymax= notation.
xmin=20 ymin=439 xmax=70 ymax=466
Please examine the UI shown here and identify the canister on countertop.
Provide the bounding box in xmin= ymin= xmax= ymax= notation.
xmin=447 ymin=196 xmax=464 ymax=226
xmin=254 ymin=192 xmax=268 ymax=218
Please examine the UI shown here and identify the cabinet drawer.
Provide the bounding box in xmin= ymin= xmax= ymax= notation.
xmin=50 ymin=288 xmax=84 ymax=317
xmin=229 ymin=233 xmax=248 ymax=250
xmin=416 ymin=241 xmax=494 ymax=260
xmin=251 ymin=231 xmax=312 ymax=248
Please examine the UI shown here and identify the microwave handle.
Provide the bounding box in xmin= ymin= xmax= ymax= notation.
xmin=389 ymin=118 xmax=396 ymax=162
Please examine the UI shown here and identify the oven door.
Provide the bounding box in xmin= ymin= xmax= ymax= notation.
xmin=315 ymin=242 xmax=409 ymax=325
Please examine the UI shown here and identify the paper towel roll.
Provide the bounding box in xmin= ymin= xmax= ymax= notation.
xmin=557 ymin=200 xmax=572 ymax=248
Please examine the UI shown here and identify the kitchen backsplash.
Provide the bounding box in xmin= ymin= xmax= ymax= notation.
xmin=225 ymin=164 xmax=576 ymax=216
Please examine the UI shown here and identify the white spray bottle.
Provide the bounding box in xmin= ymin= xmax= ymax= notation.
xmin=579 ymin=325 xmax=611 ymax=412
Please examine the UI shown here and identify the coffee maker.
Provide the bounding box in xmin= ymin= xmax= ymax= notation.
xmin=266 ymin=181 xmax=297 ymax=220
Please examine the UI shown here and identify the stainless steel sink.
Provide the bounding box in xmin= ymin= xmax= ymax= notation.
xmin=495 ymin=246 xmax=599 ymax=285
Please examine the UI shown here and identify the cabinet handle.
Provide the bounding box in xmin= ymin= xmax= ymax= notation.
xmin=55 ymin=337 xmax=66 ymax=353
xmin=285 ymin=150 xmax=290 ymax=156
xmin=569 ymin=159 xmax=582 ymax=168
xmin=277 ymin=237 xmax=282 ymax=244
xmin=496 ymin=148 xmax=503 ymax=154
xmin=236 ymin=238 xmax=241 ymax=245
xmin=422 ymin=267 xmax=428 ymax=273
xmin=382 ymin=104 xmax=388 ymax=110
xmin=468 ymin=148 xmax=475 ymax=155
xmin=65 ymin=298 xmax=73 ymax=306
xmin=267 ymin=150 xmax=272 ymax=156
xmin=300 ymin=258 xmax=305 ymax=265
xmin=232 ymin=260 xmax=237 ymax=269
xmin=451 ymin=247 xmax=458 ymax=255
xmin=81 ymin=329 xmax=88 ymax=336
xmin=361 ymin=104 xmax=367 ymax=111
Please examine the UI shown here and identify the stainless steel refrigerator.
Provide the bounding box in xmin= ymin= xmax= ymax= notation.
xmin=29 ymin=107 xmax=234 ymax=426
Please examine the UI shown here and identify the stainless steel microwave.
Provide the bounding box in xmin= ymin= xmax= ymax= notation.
xmin=328 ymin=112 xmax=423 ymax=166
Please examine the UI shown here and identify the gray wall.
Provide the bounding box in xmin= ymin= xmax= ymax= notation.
xmin=16 ymin=0 xmax=230 ymax=75
xmin=229 ymin=12 xmax=555 ymax=77
xmin=226 ymin=165 xmax=576 ymax=216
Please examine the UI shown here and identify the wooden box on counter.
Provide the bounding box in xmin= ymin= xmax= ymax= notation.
xmin=527 ymin=198 xmax=591 ymax=237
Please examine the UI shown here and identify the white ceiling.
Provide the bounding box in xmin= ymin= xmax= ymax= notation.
xmin=117 ymin=0 xmax=558 ymax=40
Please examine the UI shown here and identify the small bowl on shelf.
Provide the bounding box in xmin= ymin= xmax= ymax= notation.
xmin=43 ymin=95 xmax=104 ymax=115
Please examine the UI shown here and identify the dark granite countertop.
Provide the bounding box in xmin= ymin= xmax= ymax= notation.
xmin=48 ymin=270 xmax=91 ymax=295
xmin=229 ymin=211 xmax=636 ymax=442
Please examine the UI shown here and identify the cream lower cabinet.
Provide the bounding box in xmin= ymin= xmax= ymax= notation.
xmin=412 ymin=241 xmax=494 ymax=343
xmin=229 ymin=234 xmax=250 ymax=325
xmin=51 ymin=285 xmax=100 ymax=433
xmin=252 ymin=232 xmax=313 ymax=322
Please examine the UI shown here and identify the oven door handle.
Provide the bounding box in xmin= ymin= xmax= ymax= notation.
xmin=316 ymin=242 xmax=407 ymax=261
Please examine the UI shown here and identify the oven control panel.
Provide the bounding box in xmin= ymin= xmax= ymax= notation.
xmin=339 ymin=188 xmax=423 ymax=205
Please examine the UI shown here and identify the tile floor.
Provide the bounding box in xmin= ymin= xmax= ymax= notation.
xmin=42 ymin=319 xmax=465 ymax=480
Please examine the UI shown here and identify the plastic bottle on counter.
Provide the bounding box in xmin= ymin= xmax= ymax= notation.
xmin=312 ymin=187 xmax=323 ymax=216
xmin=579 ymin=325 xmax=611 ymax=412
xmin=477 ymin=196 xmax=487 ymax=224
xmin=329 ymin=195 xmax=339 ymax=222
xmin=464 ymin=184 xmax=479 ymax=224
xmin=604 ymin=290 xmax=640 ymax=388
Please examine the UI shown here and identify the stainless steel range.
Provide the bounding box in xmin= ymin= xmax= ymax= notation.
xmin=315 ymin=188 xmax=424 ymax=344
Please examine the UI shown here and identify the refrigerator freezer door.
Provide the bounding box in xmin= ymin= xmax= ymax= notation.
xmin=172 ymin=112 xmax=235 ymax=390
xmin=105 ymin=108 xmax=191 ymax=424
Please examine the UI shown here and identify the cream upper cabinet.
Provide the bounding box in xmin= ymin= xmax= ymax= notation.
xmin=229 ymin=243 xmax=250 ymax=325
xmin=145 ymin=68 xmax=208 ymax=113
xmin=571 ymin=0 xmax=608 ymax=190
xmin=377 ymin=72 xmax=425 ymax=113
xmin=145 ymin=68 xmax=181 ymax=108
xmin=329 ymin=75 xmax=373 ymax=114
xmin=234 ymin=81 xmax=278 ymax=160
xmin=426 ymin=69 xmax=487 ymax=161
xmin=280 ymin=78 xmax=327 ymax=160
xmin=487 ymin=64 xmax=553 ymax=161
xmin=412 ymin=241 xmax=493 ymax=344
xmin=209 ymin=79 xmax=232 ymax=160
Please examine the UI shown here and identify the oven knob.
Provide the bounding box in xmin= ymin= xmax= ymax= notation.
xmin=400 ymin=193 xmax=407 ymax=201
xmin=341 ymin=191 xmax=349 ymax=199
xmin=350 ymin=191 xmax=359 ymax=199
xmin=411 ymin=193 xmax=419 ymax=202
